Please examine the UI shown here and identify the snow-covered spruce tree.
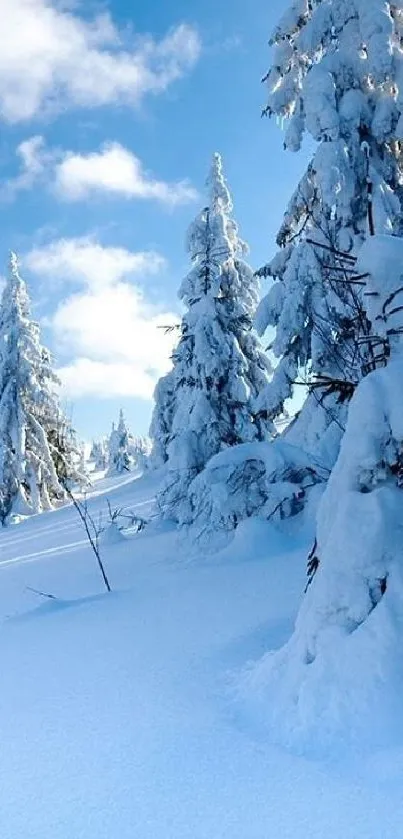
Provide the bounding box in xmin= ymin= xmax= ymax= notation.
xmin=89 ymin=438 xmax=108 ymax=471
xmin=0 ymin=253 xmax=82 ymax=522
xmin=247 ymin=235 xmax=403 ymax=747
xmin=46 ymin=411 xmax=85 ymax=491
xmin=256 ymin=0 xmax=403 ymax=466
xmin=107 ymin=410 xmax=133 ymax=475
xmin=148 ymin=368 xmax=177 ymax=469
xmin=156 ymin=153 xmax=273 ymax=523
xmin=129 ymin=435 xmax=152 ymax=471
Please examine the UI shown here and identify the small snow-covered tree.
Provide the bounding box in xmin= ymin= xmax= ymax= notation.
xmin=157 ymin=153 xmax=273 ymax=523
xmin=89 ymin=438 xmax=108 ymax=471
xmin=129 ymin=435 xmax=152 ymax=471
xmin=0 ymin=253 xmax=83 ymax=522
xmin=257 ymin=0 xmax=403 ymax=463
xmin=47 ymin=412 xmax=84 ymax=491
xmin=107 ymin=410 xmax=133 ymax=475
xmin=251 ymin=235 xmax=403 ymax=746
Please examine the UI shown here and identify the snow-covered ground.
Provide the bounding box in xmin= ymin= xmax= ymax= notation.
xmin=0 ymin=471 xmax=403 ymax=838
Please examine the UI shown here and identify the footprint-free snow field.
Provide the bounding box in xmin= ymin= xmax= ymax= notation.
xmin=0 ymin=471 xmax=402 ymax=839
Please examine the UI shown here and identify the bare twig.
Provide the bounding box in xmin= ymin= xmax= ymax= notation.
xmin=64 ymin=485 xmax=111 ymax=593
xmin=106 ymin=500 xmax=147 ymax=533
xmin=26 ymin=586 xmax=57 ymax=600
xmin=305 ymin=238 xmax=356 ymax=262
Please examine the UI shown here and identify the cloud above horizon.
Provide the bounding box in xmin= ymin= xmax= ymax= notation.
xmin=25 ymin=236 xmax=166 ymax=290
xmin=0 ymin=0 xmax=201 ymax=123
xmin=54 ymin=143 xmax=198 ymax=204
xmin=4 ymin=137 xmax=198 ymax=206
xmin=24 ymin=237 xmax=178 ymax=401
xmin=1 ymin=1 xmax=194 ymax=408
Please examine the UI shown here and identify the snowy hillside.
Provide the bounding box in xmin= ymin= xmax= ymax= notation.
xmin=1 ymin=470 xmax=403 ymax=839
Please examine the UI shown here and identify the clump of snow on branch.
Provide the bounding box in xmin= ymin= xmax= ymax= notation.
xmin=149 ymin=368 xmax=177 ymax=469
xmin=284 ymin=391 xmax=345 ymax=473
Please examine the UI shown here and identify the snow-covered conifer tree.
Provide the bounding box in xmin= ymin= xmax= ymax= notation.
xmin=107 ymin=410 xmax=133 ymax=475
xmin=0 ymin=253 xmax=82 ymax=522
xmin=256 ymin=1 xmax=403 ymax=464
xmin=157 ymin=153 xmax=273 ymax=523
xmin=129 ymin=435 xmax=152 ymax=471
xmin=250 ymin=235 xmax=403 ymax=745
xmin=89 ymin=438 xmax=108 ymax=471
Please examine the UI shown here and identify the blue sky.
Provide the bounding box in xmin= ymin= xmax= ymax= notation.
xmin=0 ymin=0 xmax=310 ymax=441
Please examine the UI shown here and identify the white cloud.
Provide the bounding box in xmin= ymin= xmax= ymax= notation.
xmin=54 ymin=142 xmax=198 ymax=204
xmin=52 ymin=283 xmax=174 ymax=364
xmin=53 ymin=284 xmax=177 ymax=399
xmin=5 ymin=138 xmax=197 ymax=206
xmin=25 ymin=237 xmax=178 ymax=400
xmin=3 ymin=136 xmax=53 ymax=198
xmin=24 ymin=237 xmax=165 ymax=290
xmin=0 ymin=0 xmax=201 ymax=122
xmin=57 ymin=359 xmax=159 ymax=400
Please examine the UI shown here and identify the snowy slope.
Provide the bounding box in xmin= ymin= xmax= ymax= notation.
xmin=0 ymin=472 xmax=402 ymax=838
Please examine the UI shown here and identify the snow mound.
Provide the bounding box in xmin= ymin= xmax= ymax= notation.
xmin=98 ymin=521 xmax=127 ymax=547
xmin=188 ymin=439 xmax=327 ymax=548
xmin=240 ymin=355 xmax=403 ymax=752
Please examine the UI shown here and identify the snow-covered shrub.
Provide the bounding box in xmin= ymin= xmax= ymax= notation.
xmin=245 ymin=235 xmax=403 ymax=749
xmin=187 ymin=440 xmax=327 ymax=545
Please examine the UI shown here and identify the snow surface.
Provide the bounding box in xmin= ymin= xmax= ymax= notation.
xmin=0 ymin=470 xmax=403 ymax=837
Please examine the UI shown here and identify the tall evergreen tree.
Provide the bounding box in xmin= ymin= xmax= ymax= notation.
xmin=156 ymin=153 xmax=273 ymax=523
xmin=256 ymin=0 xmax=403 ymax=464
xmin=0 ymin=253 xmax=82 ymax=522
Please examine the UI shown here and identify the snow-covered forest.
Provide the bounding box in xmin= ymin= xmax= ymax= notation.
xmin=2 ymin=1 xmax=403 ymax=837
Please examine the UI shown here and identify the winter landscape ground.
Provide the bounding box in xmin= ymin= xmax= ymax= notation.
xmin=5 ymin=0 xmax=403 ymax=835
xmin=0 ymin=467 xmax=402 ymax=839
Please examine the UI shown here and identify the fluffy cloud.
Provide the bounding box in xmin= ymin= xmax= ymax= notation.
xmin=4 ymin=136 xmax=48 ymax=197
xmin=54 ymin=143 xmax=198 ymax=204
xmin=57 ymin=359 xmax=160 ymax=400
xmin=0 ymin=0 xmax=201 ymax=122
xmin=25 ymin=237 xmax=165 ymax=290
xmin=25 ymin=238 xmax=178 ymax=400
xmin=5 ymin=138 xmax=197 ymax=206
xmin=53 ymin=284 xmax=177 ymax=399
